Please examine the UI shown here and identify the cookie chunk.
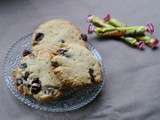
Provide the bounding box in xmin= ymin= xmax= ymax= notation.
xmin=32 ymin=19 xmax=86 ymax=48
xmin=12 ymin=53 xmax=62 ymax=102
xmin=51 ymin=44 xmax=102 ymax=88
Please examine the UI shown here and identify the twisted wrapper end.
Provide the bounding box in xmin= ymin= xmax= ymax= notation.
xmin=146 ymin=23 xmax=155 ymax=34
xmin=88 ymin=24 xmax=95 ymax=34
xmin=136 ymin=41 xmax=145 ymax=50
xmin=103 ymin=14 xmax=111 ymax=22
xmin=150 ymin=38 xmax=159 ymax=48
xmin=87 ymin=14 xmax=94 ymax=23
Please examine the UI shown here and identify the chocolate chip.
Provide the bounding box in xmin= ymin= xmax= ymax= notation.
xmin=81 ymin=34 xmax=88 ymax=41
xmin=31 ymin=83 xmax=41 ymax=94
xmin=57 ymin=48 xmax=68 ymax=55
xmin=64 ymin=54 xmax=71 ymax=58
xmin=51 ymin=61 xmax=59 ymax=67
xmin=43 ymin=85 xmax=59 ymax=95
xmin=44 ymin=90 xmax=48 ymax=94
xmin=44 ymin=89 xmax=54 ymax=95
xmin=23 ymin=71 xmax=30 ymax=80
xmin=30 ymin=78 xmax=41 ymax=94
xmin=22 ymin=50 xmax=31 ymax=57
xmin=35 ymin=33 xmax=44 ymax=41
xmin=60 ymin=39 xmax=65 ymax=43
xmin=32 ymin=42 xmax=38 ymax=46
xmin=20 ymin=63 xmax=27 ymax=69
xmin=31 ymin=78 xmax=40 ymax=84
xmin=16 ymin=79 xmax=23 ymax=86
xmin=27 ymin=84 xmax=31 ymax=88
xmin=89 ymin=68 xmax=95 ymax=82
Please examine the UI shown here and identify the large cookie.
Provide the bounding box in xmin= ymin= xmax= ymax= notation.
xmin=51 ymin=44 xmax=102 ymax=88
xmin=32 ymin=19 xmax=87 ymax=50
xmin=12 ymin=19 xmax=102 ymax=103
xmin=12 ymin=52 xmax=63 ymax=102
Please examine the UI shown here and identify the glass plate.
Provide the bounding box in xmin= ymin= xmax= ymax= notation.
xmin=3 ymin=33 xmax=104 ymax=112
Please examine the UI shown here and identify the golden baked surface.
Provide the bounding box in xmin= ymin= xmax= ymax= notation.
xmin=12 ymin=19 xmax=102 ymax=102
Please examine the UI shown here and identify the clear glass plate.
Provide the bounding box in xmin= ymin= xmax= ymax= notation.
xmin=3 ymin=33 xmax=104 ymax=112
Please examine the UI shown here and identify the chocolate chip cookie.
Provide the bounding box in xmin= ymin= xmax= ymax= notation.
xmin=12 ymin=53 xmax=63 ymax=102
xmin=12 ymin=19 xmax=102 ymax=103
xmin=51 ymin=44 xmax=102 ymax=88
xmin=32 ymin=19 xmax=87 ymax=48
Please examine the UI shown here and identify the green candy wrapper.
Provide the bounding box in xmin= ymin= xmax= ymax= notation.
xmin=87 ymin=15 xmax=145 ymax=49
xmin=88 ymin=15 xmax=114 ymax=28
xmin=95 ymin=26 xmax=146 ymax=36
xmin=137 ymin=36 xmax=159 ymax=48
xmin=103 ymin=14 xmax=159 ymax=48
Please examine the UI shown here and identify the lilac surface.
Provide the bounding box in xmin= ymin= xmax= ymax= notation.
xmin=0 ymin=0 xmax=160 ymax=120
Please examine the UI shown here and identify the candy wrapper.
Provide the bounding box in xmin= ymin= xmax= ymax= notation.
xmin=87 ymin=14 xmax=159 ymax=49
